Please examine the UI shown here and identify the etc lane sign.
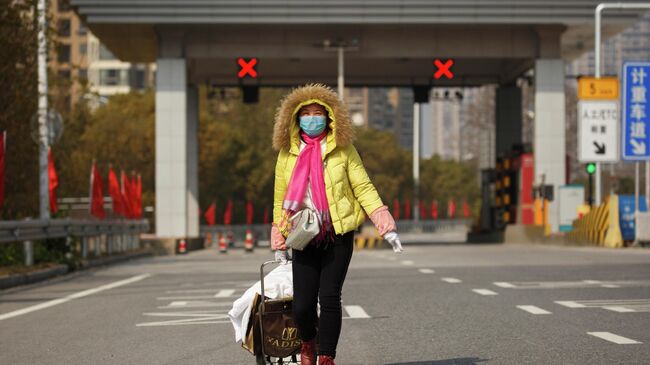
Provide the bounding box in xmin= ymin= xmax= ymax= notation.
xmin=578 ymin=101 xmax=619 ymax=162
xmin=578 ymin=76 xmax=619 ymax=162
xmin=622 ymin=62 xmax=650 ymax=160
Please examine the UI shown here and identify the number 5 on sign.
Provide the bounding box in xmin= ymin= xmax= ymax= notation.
xmin=578 ymin=77 xmax=619 ymax=100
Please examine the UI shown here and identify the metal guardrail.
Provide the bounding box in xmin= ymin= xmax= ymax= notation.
xmin=0 ymin=219 xmax=150 ymax=266
xmin=395 ymin=219 xmax=473 ymax=233
xmin=200 ymin=219 xmax=472 ymax=247
xmin=201 ymin=223 xmax=271 ymax=242
xmin=0 ymin=219 xmax=149 ymax=243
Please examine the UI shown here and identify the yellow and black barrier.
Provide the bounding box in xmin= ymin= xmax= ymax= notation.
xmin=567 ymin=195 xmax=623 ymax=248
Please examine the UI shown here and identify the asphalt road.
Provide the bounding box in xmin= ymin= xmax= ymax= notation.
xmin=1 ymin=242 xmax=650 ymax=365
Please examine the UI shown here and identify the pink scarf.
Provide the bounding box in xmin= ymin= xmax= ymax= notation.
xmin=281 ymin=131 xmax=334 ymax=246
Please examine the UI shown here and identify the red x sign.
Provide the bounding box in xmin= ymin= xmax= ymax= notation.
xmin=433 ymin=59 xmax=454 ymax=80
xmin=237 ymin=58 xmax=258 ymax=78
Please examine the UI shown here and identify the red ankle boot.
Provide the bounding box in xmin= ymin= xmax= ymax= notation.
xmin=318 ymin=355 xmax=336 ymax=365
xmin=300 ymin=339 xmax=317 ymax=365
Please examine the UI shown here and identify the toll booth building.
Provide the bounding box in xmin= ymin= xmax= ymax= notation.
xmin=71 ymin=1 xmax=643 ymax=241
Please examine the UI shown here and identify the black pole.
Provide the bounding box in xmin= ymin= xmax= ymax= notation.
xmin=587 ymin=174 xmax=594 ymax=207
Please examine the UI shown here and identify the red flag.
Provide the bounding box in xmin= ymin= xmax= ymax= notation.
xmin=431 ymin=200 xmax=439 ymax=220
xmin=392 ymin=199 xmax=400 ymax=220
xmin=121 ymin=170 xmax=133 ymax=218
xmin=463 ymin=200 xmax=471 ymax=218
xmin=130 ymin=173 xmax=138 ymax=218
xmin=108 ymin=167 xmax=124 ymax=216
xmin=404 ymin=199 xmax=411 ymax=220
xmin=204 ymin=202 xmax=216 ymax=226
xmin=135 ymin=174 xmax=142 ymax=218
xmin=448 ymin=200 xmax=456 ymax=218
xmin=419 ymin=200 xmax=427 ymax=219
xmin=89 ymin=162 xmax=106 ymax=219
xmin=0 ymin=131 xmax=5 ymax=208
xmin=48 ymin=148 xmax=58 ymax=213
xmin=263 ymin=206 xmax=270 ymax=225
xmin=223 ymin=199 xmax=233 ymax=225
xmin=246 ymin=201 xmax=254 ymax=225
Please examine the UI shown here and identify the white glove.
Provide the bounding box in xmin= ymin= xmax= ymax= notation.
xmin=384 ymin=231 xmax=403 ymax=253
xmin=275 ymin=249 xmax=289 ymax=264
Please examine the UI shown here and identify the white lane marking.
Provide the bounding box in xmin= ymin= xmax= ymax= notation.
xmin=387 ymin=257 xmax=397 ymax=261
xmin=587 ymin=332 xmax=642 ymax=345
xmin=344 ymin=305 xmax=370 ymax=318
xmin=418 ymin=269 xmax=435 ymax=274
xmin=156 ymin=288 xmax=238 ymax=300
xmin=555 ymin=301 xmax=586 ymax=308
xmin=0 ymin=274 xmax=151 ymax=321
xmin=517 ymin=305 xmax=552 ymax=315
xmin=473 ymin=289 xmax=498 ymax=296
xmin=137 ymin=314 xmax=231 ymax=327
xmin=441 ymin=278 xmax=462 ymax=283
xmin=401 ymin=260 xmax=414 ymax=266
xmin=555 ymin=299 xmax=650 ymax=312
xmin=157 ymin=301 xmax=232 ymax=309
xmin=491 ymin=280 xmax=650 ymax=289
xmin=494 ymin=282 xmax=516 ymax=288
xmin=167 ymin=287 xmax=251 ymax=294
xmin=143 ymin=311 xmax=229 ymax=317
xmin=603 ymin=306 xmax=636 ymax=313
xmin=214 ymin=289 xmax=236 ymax=298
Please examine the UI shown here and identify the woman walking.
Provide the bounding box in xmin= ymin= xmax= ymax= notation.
xmin=270 ymin=84 xmax=403 ymax=365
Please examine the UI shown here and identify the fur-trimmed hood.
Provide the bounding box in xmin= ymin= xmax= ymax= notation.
xmin=272 ymin=84 xmax=355 ymax=154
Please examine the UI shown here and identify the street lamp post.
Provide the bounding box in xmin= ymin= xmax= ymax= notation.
xmin=338 ymin=46 xmax=344 ymax=101
xmin=37 ymin=0 xmax=50 ymax=220
xmin=413 ymin=103 xmax=420 ymax=222
xmin=322 ymin=39 xmax=358 ymax=101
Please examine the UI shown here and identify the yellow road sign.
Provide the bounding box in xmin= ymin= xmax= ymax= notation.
xmin=578 ymin=77 xmax=619 ymax=100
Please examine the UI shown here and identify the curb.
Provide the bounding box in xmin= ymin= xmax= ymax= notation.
xmin=0 ymin=249 xmax=153 ymax=291
xmin=78 ymin=249 xmax=153 ymax=269
xmin=0 ymin=264 xmax=69 ymax=290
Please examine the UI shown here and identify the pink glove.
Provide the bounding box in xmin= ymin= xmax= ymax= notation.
xmin=369 ymin=205 xmax=397 ymax=237
xmin=271 ymin=224 xmax=287 ymax=251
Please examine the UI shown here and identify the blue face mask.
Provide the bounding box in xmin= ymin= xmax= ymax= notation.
xmin=299 ymin=115 xmax=327 ymax=136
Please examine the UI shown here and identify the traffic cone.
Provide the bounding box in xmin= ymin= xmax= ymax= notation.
xmin=218 ymin=234 xmax=227 ymax=254
xmin=244 ymin=229 xmax=254 ymax=252
xmin=178 ymin=239 xmax=187 ymax=254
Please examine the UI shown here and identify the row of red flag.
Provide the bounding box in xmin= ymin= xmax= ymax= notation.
xmin=90 ymin=162 xmax=142 ymax=219
xmin=0 ymin=132 xmax=142 ymax=219
xmin=392 ymin=199 xmax=471 ymax=220
xmin=203 ymin=200 xmax=270 ymax=226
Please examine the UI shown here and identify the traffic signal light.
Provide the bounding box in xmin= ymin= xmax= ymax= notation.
xmin=585 ymin=162 xmax=596 ymax=175
xmin=242 ymin=85 xmax=259 ymax=104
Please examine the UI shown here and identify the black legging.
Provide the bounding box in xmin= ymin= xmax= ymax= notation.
xmin=292 ymin=231 xmax=354 ymax=359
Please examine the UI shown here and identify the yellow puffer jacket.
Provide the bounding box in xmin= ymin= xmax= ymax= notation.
xmin=272 ymin=84 xmax=384 ymax=235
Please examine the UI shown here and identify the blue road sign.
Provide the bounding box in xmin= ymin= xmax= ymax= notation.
xmin=619 ymin=195 xmax=648 ymax=241
xmin=622 ymin=62 xmax=650 ymax=160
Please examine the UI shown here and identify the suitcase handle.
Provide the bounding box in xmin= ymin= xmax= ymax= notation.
xmin=259 ymin=254 xmax=292 ymax=315
xmin=258 ymin=256 xmax=292 ymax=360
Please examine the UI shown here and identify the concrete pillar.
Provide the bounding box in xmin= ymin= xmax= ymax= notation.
xmin=534 ymin=59 xmax=566 ymax=232
xmin=186 ymin=86 xmax=200 ymax=238
xmin=495 ymin=86 xmax=522 ymax=157
xmin=155 ymin=58 xmax=200 ymax=238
